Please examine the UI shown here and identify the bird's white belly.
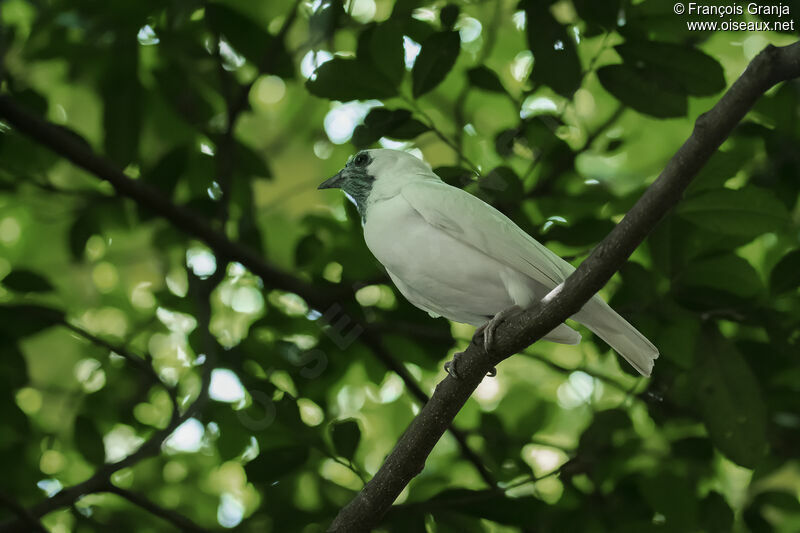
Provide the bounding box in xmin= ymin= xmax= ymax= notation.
xmin=363 ymin=195 xmax=542 ymax=325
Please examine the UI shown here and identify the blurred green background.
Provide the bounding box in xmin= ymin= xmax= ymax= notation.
xmin=0 ymin=0 xmax=799 ymax=531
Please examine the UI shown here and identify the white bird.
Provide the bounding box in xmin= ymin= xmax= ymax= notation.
xmin=319 ymin=149 xmax=659 ymax=377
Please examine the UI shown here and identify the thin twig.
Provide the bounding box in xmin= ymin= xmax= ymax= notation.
xmin=104 ymin=486 xmax=213 ymax=532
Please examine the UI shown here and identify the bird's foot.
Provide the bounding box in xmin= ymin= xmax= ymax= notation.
xmin=475 ymin=305 xmax=524 ymax=354
xmin=444 ymin=352 xmax=496 ymax=379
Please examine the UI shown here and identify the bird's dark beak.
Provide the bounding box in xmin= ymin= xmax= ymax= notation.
xmin=318 ymin=171 xmax=345 ymax=190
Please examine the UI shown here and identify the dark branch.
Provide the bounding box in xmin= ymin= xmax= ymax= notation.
xmin=103 ymin=486 xmax=213 ymax=533
xmin=328 ymin=41 xmax=800 ymax=532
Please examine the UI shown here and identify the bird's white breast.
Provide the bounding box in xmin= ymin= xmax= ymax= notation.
xmin=363 ymin=194 xmax=541 ymax=325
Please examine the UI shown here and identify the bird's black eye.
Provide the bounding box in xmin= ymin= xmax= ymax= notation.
xmin=354 ymin=153 xmax=369 ymax=167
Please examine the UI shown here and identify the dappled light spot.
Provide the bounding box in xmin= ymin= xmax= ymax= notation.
xmin=298 ymin=398 xmax=325 ymax=426
xmin=520 ymin=95 xmax=558 ymax=119
xmin=324 ymin=101 xmax=381 ymax=145
xmin=254 ymin=75 xmax=286 ymax=106
xmin=199 ymin=141 xmax=215 ymax=156
xmin=269 ymin=291 xmax=308 ymax=316
xmin=574 ymin=88 xmax=596 ymax=118
xmin=378 ymin=373 xmax=404 ymax=403
xmin=300 ymin=50 xmax=333 ymax=80
xmin=92 ymin=261 xmax=118 ymax=293
xmin=512 ymin=10 xmax=526 ymax=30
xmin=313 ymin=140 xmax=333 ymax=160
xmin=0 ymin=216 xmax=22 ymax=245
xmin=37 ymin=479 xmax=63 ymax=497
xmin=85 ymin=235 xmax=106 ymax=261
xmin=39 ymin=450 xmax=66 ymax=475
xmin=207 ymin=180 xmax=223 ymax=200
xmin=345 ymin=0 xmax=376 ymax=23
xmin=411 ymin=7 xmax=436 ymax=22
xmin=163 ymin=460 xmax=189 ymax=483
xmin=156 ymin=307 xmax=197 ymax=335
xmin=74 ymin=358 xmax=106 ymax=393
xmin=78 ymin=307 xmax=129 ymax=338
xmin=319 ymin=458 xmax=363 ymax=490
xmin=16 ymin=387 xmax=42 ymax=415
xmin=137 ymin=24 xmax=159 ymax=46
xmin=210 ymin=368 xmax=246 ymax=404
xmin=186 ymin=247 xmax=217 ymax=278
xmin=165 ymin=418 xmax=205 ymax=453
xmin=337 ymin=385 xmax=366 ymax=416
xmin=557 ymin=371 xmax=603 ymax=409
xmin=219 ymin=38 xmax=245 ymax=70
xmin=104 ymin=424 xmax=145 ymax=463
xmin=456 ymin=16 xmax=482 ymax=43
xmin=474 ymin=376 xmax=501 ymax=406
xmin=511 ymin=50 xmax=533 ymax=82
xmin=130 ymin=281 xmax=156 ymax=309
xmin=522 ymin=444 xmax=569 ymax=477
xmin=231 ymin=286 xmax=264 ymax=314
xmin=217 ymin=492 xmax=245 ymax=528
xmin=403 ymin=36 xmax=421 ymax=69
xmin=542 ymin=215 xmax=568 ymax=233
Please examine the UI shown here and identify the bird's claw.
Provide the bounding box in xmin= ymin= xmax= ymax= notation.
xmin=477 ymin=305 xmax=523 ymax=353
xmin=444 ymin=352 xmax=497 ymax=379
xmin=444 ymin=355 xmax=461 ymax=379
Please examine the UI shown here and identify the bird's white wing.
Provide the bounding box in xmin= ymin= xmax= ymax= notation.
xmin=400 ymin=179 xmax=574 ymax=289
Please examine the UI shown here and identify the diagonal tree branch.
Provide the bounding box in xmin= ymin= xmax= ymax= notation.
xmin=328 ymin=41 xmax=800 ymax=531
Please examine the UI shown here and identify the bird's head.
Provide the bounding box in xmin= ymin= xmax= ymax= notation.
xmin=318 ymin=149 xmax=436 ymax=221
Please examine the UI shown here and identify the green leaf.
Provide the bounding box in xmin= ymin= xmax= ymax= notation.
xmin=0 ymin=305 xmax=64 ymax=339
xmin=691 ymin=327 xmax=767 ymax=469
xmin=411 ymin=31 xmax=461 ymax=97
xmin=2 ymin=270 xmax=53 ymax=293
xmin=307 ymin=58 xmax=397 ymax=101
xmin=153 ymin=67 xmax=217 ymax=128
xmin=426 ymin=489 xmax=546 ymax=526
xmin=675 ymin=253 xmax=762 ymax=299
xmin=676 ymin=186 xmax=789 ymax=238
xmin=522 ymin=0 xmax=582 ymax=97
xmin=295 ymin=234 xmax=323 ymax=268
xmin=478 ymin=166 xmax=523 ymax=203
xmin=0 ymin=343 xmax=29 ymax=390
xmin=245 ymin=445 xmax=310 ymax=482
xmin=685 ymin=149 xmax=754 ymax=195
xmin=769 ymin=249 xmax=800 ymax=295
xmin=434 ymin=166 xmax=475 ymax=188
xmin=330 ymin=418 xmax=361 ymax=460
xmin=440 ymin=4 xmax=460 ymax=29
xmin=74 ymin=415 xmax=105 ymax=465
xmin=102 ymin=36 xmax=141 ymax=166
xmin=142 ymin=147 xmax=187 ymax=197
xmin=597 ymin=64 xmax=687 ymax=118
xmin=467 ymin=66 xmax=506 ymax=93
xmin=615 ymin=40 xmax=726 ymax=96
xmin=352 ymin=108 xmax=428 ymax=148
xmin=206 ymin=4 xmax=293 ymax=77
xmin=358 ymin=20 xmax=405 ymax=86
xmin=639 ymin=473 xmax=697 ymax=529
xmin=572 ymin=0 xmax=621 ymax=30
xmin=701 ymin=492 xmax=734 ymax=533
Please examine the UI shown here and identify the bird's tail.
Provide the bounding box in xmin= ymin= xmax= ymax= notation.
xmin=573 ymin=297 xmax=659 ymax=376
